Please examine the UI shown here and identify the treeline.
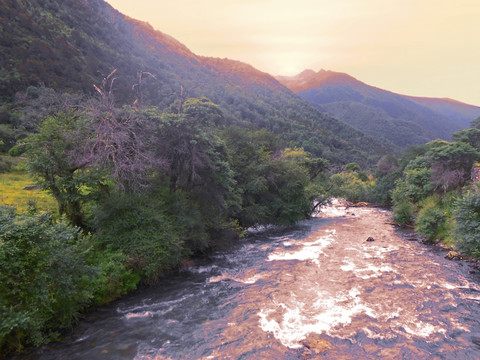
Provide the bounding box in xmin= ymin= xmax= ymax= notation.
xmin=328 ymin=116 xmax=480 ymax=257
xmin=0 ymin=85 xmax=328 ymax=355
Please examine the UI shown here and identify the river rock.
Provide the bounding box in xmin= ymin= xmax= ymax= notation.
xmin=301 ymin=335 xmax=334 ymax=354
xmin=471 ymin=336 xmax=480 ymax=347
xmin=445 ymin=251 xmax=461 ymax=260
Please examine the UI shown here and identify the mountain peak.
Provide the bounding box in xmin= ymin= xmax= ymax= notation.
xmin=297 ymin=69 xmax=316 ymax=77
xmin=276 ymin=69 xmax=359 ymax=93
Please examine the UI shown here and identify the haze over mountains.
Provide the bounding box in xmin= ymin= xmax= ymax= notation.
xmin=276 ymin=69 xmax=480 ymax=148
xmin=1 ymin=0 xmax=479 ymax=161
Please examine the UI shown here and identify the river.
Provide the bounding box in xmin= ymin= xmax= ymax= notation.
xmin=26 ymin=200 xmax=480 ymax=359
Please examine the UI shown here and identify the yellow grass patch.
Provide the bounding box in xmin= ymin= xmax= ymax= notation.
xmin=0 ymin=171 xmax=57 ymax=213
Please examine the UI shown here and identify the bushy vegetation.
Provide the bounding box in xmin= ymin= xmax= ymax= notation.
xmin=94 ymin=192 xmax=188 ymax=283
xmin=329 ymin=163 xmax=374 ymax=203
xmin=0 ymin=207 xmax=95 ymax=353
xmin=388 ymin=119 xmax=480 ymax=254
xmin=415 ymin=197 xmax=446 ymax=243
xmin=454 ymin=187 xmax=480 ymax=258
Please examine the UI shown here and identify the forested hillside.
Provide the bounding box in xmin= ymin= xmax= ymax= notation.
xmin=0 ymin=0 xmax=392 ymax=166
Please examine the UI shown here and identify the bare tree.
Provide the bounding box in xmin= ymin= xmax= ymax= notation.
xmin=85 ymin=70 xmax=167 ymax=192
xmin=132 ymin=71 xmax=156 ymax=107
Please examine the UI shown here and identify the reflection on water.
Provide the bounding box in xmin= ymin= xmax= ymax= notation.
xmin=28 ymin=202 xmax=480 ymax=359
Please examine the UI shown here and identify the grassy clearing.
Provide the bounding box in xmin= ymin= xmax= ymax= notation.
xmin=0 ymin=171 xmax=57 ymax=213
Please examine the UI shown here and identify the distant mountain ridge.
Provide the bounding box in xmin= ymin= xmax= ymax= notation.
xmin=276 ymin=70 xmax=480 ymax=148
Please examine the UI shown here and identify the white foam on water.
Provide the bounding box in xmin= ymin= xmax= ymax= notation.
xmin=125 ymin=311 xmax=153 ymax=319
xmin=318 ymin=199 xmax=348 ymax=217
xmin=402 ymin=320 xmax=446 ymax=338
xmin=187 ymin=265 xmax=219 ymax=274
xmin=257 ymin=287 xmax=376 ymax=349
xmin=267 ymin=230 xmax=336 ymax=265
xmin=340 ymin=259 xmax=396 ymax=279
xmin=208 ymin=272 xmax=264 ymax=284
xmin=373 ymin=245 xmax=399 ymax=257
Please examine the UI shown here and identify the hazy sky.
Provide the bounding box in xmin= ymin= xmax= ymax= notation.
xmin=105 ymin=0 xmax=480 ymax=105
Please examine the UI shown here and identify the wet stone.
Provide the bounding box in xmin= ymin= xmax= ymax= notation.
xmin=445 ymin=251 xmax=462 ymax=260
xmin=472 ymin=336 xmax=480 ymax=347
xmin=301 ymin=335 xmax=335 ymax=354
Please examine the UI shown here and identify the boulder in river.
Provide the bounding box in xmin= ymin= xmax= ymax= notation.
xmin=445 ymin=251 xmax=462 ymax=260
xmin=301 ymin=335 xmax=334 ymax=354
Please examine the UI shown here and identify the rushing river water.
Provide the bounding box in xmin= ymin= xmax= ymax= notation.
xmin=26 ymin=201 xmax=480 ymax=359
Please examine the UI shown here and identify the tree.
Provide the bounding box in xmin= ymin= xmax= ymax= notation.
xmin=415 ymin=197 xmax=446 ymax=243
xmin=85 ymin=104 xmax=165 ymax=192
xmin=426 ymin=141 xmax=479 ymax=192
xmin=158 ymin=98 xmax=226 ymax=193
xmin=470 ymin=116 xmax=480 ymax=130
xmin=452 ymin=128 xmax=480 ymax=149
xmin=153 ymin=98 xmax=240 ymax=246
xmin=222 ymin=127 xmax=313 ymax=227
xmin=26 ymin=112 xmax=98 ymax=227
xmin=85 ymin=71 xmax=167 ymax=193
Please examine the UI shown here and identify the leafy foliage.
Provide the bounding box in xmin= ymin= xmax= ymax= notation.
xmin=25 ymin=112 xmax=99 ymax=227
xmin=454 ymin=187 xmax=480 ymax=258
xmin=415 ymin=197 xmax=446 ymax=243
xmin=388 ymin=129 xmax=480 ymax=250
xmin=0 ymin=207 xmax=95 ymax=355
xmin=329 ymin=170 xmax=374 ymax=203
xmin=392 ymin=199 xmax=414 ymax=226
xmin=94 ymin=192 xmax=188 ymax=283
xmin=222 ymin=127 xmax=316 ymax=227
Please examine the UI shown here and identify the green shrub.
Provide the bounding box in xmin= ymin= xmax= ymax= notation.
xmin=415 ymin=198 xmax=446 ymax=243
xmin=392 ymin=199 xmax=414 ymax=226
xmin=0 ymin=207 xmax=96 ymax=355
xmin=454 ymin=188 xmax=480 ymax=258
xmin=86 ymin=244 xmax=140 ymax=305
xmin=94 ymin=193 xmax=189 ymax=283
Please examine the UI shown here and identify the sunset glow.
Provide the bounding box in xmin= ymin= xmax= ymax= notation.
xmin=105 ymin=0 xmax=480 ymax=105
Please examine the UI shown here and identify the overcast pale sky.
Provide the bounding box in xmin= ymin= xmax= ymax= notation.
xmin=105 ymin=0 xmax=480 ymax=105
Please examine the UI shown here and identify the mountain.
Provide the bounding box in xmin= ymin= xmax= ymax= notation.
xmin=276 ymin=69 xmax=480 ymax=148
xmin=406 ymin=96 xmax=480 ymax=123
xmin=0 ymin=0 xmax=393 ymax=166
